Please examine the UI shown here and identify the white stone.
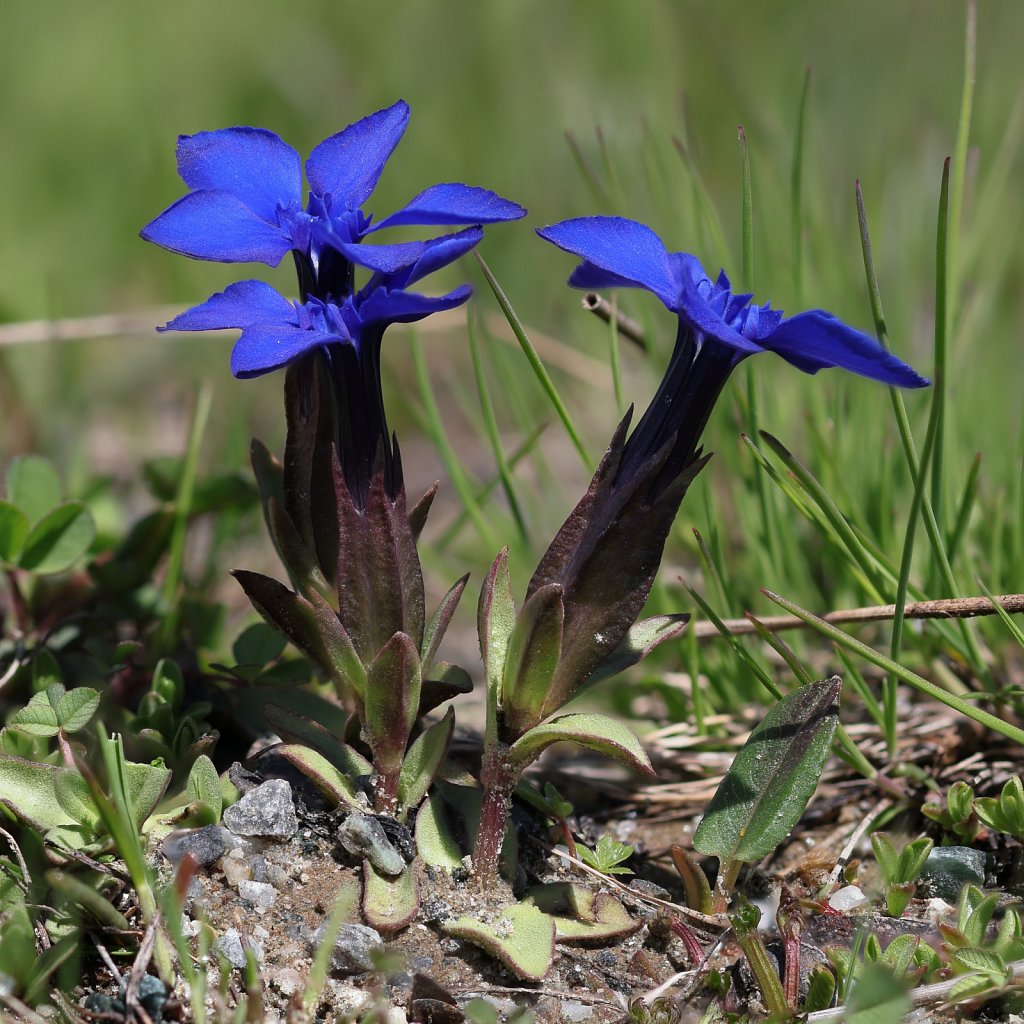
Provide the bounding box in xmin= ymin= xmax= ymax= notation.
xmin=827 ymin=885 xmax=869 ymax=912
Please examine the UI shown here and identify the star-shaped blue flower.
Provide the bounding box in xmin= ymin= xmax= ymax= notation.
xmin=141 ymin=99 xmax=525 ymax=297
xmin=162 ymin=226 xmax=483 ymax=378
xmin=538 ymin=215 xmax=928 ymax=488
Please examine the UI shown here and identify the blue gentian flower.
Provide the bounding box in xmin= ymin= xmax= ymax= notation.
xmin=141 ymin=100 xmax=525 ymax=300
xmin=143 ymin=103 xmax=525 ymax=504
xmin=537 ymin=215 xmax=928 ymax=491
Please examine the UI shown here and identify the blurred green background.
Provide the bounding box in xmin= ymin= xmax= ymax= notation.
xmin=1 ymin=1 xmax=1021 ymax=608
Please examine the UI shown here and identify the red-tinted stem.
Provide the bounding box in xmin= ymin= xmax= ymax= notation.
xmin=473 ymin=743 xmax=518 ymax=883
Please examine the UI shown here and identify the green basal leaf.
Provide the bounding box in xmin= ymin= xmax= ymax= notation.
xmin=233 ymin=622 xmax=288 ymax=668
xmin=577 ymin=835 xmax=634 ymax=875
xmin=421 ymin=573 xmax=469 ymax=674
xmin=125 ymin=758 xmax=172 ymax=829
xmin=478 ymin=547 xmax=516 ymax=696
xmin=186 ymin=755 xmax=222 ymax=817
xmin=844 ymin=961 xmax=911 ymax=1024
xmin=414 ymin=792 xmax=464 ymax=870
xmin=18 ymin=501 xmax=96 ymax=575
xmin=951 ymin=947 xmax=1007 ymax=980
xmin=548 ymin=891 xmax=639 ymax=945
xmin=397 ymin=707 xmax=454 ymax=813
xmin=693 ymin=676 xmax=841 ymax=864
xmin=10 ymin=688 xmax=61 ymax=736
xmin=443 ymin=902 xmax=555 ymax=981
xmin=871 ymin=833 xmax=899 ymax=884
xmin=53 ymin=768 xmax=102 ymax=831
xmin=0 ymin=500 xmax=29 ymax=563
xmin=508 ymin=712 xmax=653 ymax=776
xmin=275 ymin=744 xmax=360 ymax=808
xmin=0 ymin=754 xmax=76 ymax=832
xmin=7 ymin=455 xmax=62 ymax=525
xmin=54 ymin=686 xmax=100 ymax=733
xmin=362 ymin=861 xmax=418 ymax=934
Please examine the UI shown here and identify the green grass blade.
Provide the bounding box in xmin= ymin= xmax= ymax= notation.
xmin=738 ymin=125 xmax=754 ymax=291
xmin=948 ymin=0 xmax=977 ymax=308
xmin=762 ymin=589 xmax=1024 ymax=745
xmin=928 ymin=158 xmax=951 ymax=548
xmin=607 ymin=293 xmax=625 ymax=415
xmin=976 ymin=579 xmax=1024 ymax=651
xmin=410 ymin=333 xmax=500 ymax=551
xmin=947 ymin=452 xmax=982 ymax=562
xmin=467 ymin=311 xmax=528 ymax=543
xmin=475 ymin=252 xmax=590 ymax=468
xmin=791 ymin=66 xmax=812 ymax=302
xmin=437 ymin=423 xmax=546 ymax=551
xmin=157 ymin=381 xmax=212 ymax=652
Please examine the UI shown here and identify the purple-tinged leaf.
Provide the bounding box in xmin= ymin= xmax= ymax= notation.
xmin=478 ymin=548 xmax=515 ymax=697
xmin=585 ymin=613 xmax=691 ymax=688
xmin=263 ymin=703 xmax=371 ymax=778
xmin=421 ymin=574 xmax=470 ymax=674
xmin=418 ymin=663 xmax=473 ymax=717
xmin=442 ymin=903 xmax=554 ymax=981
xmin=275 ymin=744 xmax=360 ymax=808
xmin=508 ymin=713 xmax=653 ymax=777
xmin=364 ymin=632 xmax=422 ymax=780
xmin=408 ymin=481 xmax=439 ymax=541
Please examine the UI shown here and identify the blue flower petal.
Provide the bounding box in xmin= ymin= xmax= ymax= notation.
xmin=357 ymin=285 xmax=472 ymax=326
xmin=763 ymin=310 xmax=930 ymax=386
xmin=306 ymin=100 xmax=410 ymax=210
xmin=537 ymin=217 xmax=679 ymax=309
xmin=320 ymin=233 xmax=428 ymax=273
xmin=397 ymin=227 xmax=483 ymax=287
xmin=566 ymin=260 xmax=642 ymax=291
xmin=230 ymin=323 xmax=335 ymax=379
xmin=141 ymin=190 xmax=293 ymax=265
xmin=370 ymin=183 xmax=526 ymax=232
xmin=671 ymin=254 xmax=763 ymax=354
xmin=176 ymin=128 xmax=302 ymax=223
xmin=160 ymin=281 xmax=295 ymax=333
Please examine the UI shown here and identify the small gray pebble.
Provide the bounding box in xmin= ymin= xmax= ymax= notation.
xmin=223 ymin=780 xmax=298 ymax=838
xmin=337 ymin=812 xmax=404 ymax=876
xmin=216 ymin=928 xmax=262 ymax=969
xmin=162 ymin=825 xmax=236 ymax=867
xmin=309 ymin=922 xmax=383 ymax=976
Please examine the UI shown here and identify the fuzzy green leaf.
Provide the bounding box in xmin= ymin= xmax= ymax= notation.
xmin=501 ymin=583 xmax=564 ymax=733
xmin=186 ymin=755 xmax=223 ymax=817
xmin=478 ymin=548 xmax=515 ymax=695
xmin=263 ymin=703 xmax=371 ymax=778
xmin=845 ymin=962 xmax=911 ymax=1024
xmin=362 ymin=862 xmax=418 ymax=934
xmin=54 ymin=687 xmax=100 ymax=733
xmin=7 ymin=455 xmax=62 ymax=525
xmin=509 ymin=712 xmax=653 ymax=776
xmin=53 ymin=769 xmax=102 ymax=831
xmin=693 ymin=676 xmax=841 ymax=864
xmin=0 ymin=501 xmax=29 ymax=563
xmin=397 ymin=707 xmax=454 ymax=812
xmin=586 ymin=613 xmax=690 ymax=687
xmin=275 ymin=744 xmax=360 ymax=808
xmin=421 ymin=574 xmax=469 ymax=674
xmin=0 ymin=754 xmax=75 ymax=831
xmin=443 ymin=902 xmax=555 ymax=981
xmin=233 ymin=622 xmax=287 ymax=667
xmin=414 ymin=793 xmax=464 ymax=870
xmin=18 ymin=501 xmax=96 ymax=574
xmin=364 ymin=631 xmax=421 ymax=775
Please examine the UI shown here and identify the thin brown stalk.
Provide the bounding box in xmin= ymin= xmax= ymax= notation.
xmin=581 ymin=292 xmax=647 ymax=349
xmin=691 ymin=592 xmax=1024 ymax=640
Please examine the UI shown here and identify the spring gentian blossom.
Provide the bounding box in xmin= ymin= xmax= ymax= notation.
xmin=141 ymin=99 xmax=525 ymax=300
xmin=504 ymin=215 xmax=930 ymax=734
xmin=142 ymin=102 xmax=525 ymax=503
xmin=538 ymin=215 xmax=928 ymax=495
